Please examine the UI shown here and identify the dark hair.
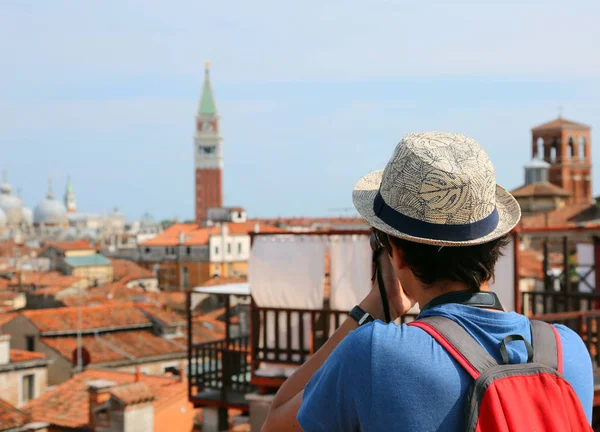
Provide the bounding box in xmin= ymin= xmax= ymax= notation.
xmin=373 ymin=228 xmax=510 ymax=292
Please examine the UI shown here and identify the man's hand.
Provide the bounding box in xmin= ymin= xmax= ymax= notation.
xmin=361 ymin=249 xmax=415 ymax=321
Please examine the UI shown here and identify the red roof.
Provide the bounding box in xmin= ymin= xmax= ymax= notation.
xmin=138 ymin=304 xmax=186 ymax=326
xmin=41 ymin=330 xmax=186 ymax=365
xmin=511 ymin=182 xmax=571 ymax=198
xmin=23 ymin=304 xmax=152 ymax=334
xmin=141 ymin=221 xmax=286 ymax=247
xmin=110 ymin=259 xmax=154 ymax=282
xmin=42 ymin=240 xmax=94 ymax=251
xmin=532 ymin=117 xmax=590 ymax=131
xmin=109 ymin=382 xmax=154 ymax=406
xmin=0 ymin=398 xmax=28 ymax=431
xmin=23 ymin=369 xmax=187 ymax=429
xmin=520 ymin=203 xmax=594 ymax=228
xmin=519 ymin=250 xmax=544 ymax=279
xmin=0 ymin=312 xmax=17 ymax=328
xmin=10 ymin=271 xmax=81 ymax=289
xmin=10 ymin=349 xmax=46 ymax=363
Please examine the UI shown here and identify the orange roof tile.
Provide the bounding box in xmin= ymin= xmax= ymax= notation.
xmin=141 ymin=221 xmax=286 ymax=247
xmin=110 ymin=259 xmax=154 ymax=282
xmin=519 ymin=250 xmax=544 ymax=279
xmin=42 ymin=240 xmax=94 ymax=251
xmin=9 ymin=349 xmax=46 ymax=363
xmin=511 ymin=182 xmax=571 ymax=198
xmin=520 ymin=203 xmax=595 ymax=228
xmin=0 ymin=398 xmax=28 ymax=431
xmin=0 ymin=291 xmax=19 ymax=302
xmin=138 ymin=305 xmax=186 ymax=326
xmin=532 ymin=117 xmax=590 ymax=131
xmin=23 ymin=304 xmax=152 ymax=334
xmin=23 ymin=369 xmax=187 ymax=429
xmin=110 ymin=382 xmax=154 ymax=405
xmin=10 ymin=271 xmax=81 ymax=289
xmin=0 ymin=313 xmax=17 ymax=328
xmin=41 ymin=330 xmax=186 ymax=365
xmin=0 ymin=279 xmax=8 ymax=290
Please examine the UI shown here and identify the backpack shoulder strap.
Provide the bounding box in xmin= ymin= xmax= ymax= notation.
xmin=408 ymin=316 xmax=497 ymax=379
xmin=530 ymin=320 xmax=563 ymax=374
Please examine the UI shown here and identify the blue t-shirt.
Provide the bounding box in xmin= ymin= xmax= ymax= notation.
xmin=298 ymin=304 xmax=593 ymax=431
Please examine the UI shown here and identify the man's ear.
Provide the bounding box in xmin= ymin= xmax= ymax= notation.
xmin=387 ymin=235 xmax=407 ymax=270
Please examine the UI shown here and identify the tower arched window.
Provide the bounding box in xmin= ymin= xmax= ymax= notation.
xmin=579 ymin=136 xmax=586 ymax=160
xmin=567 ymin=136 xmax=574 ymax=159
xmin=550 ymin=137 xmax=558 ymax=162
xmin=536 ymin=137 xmax=544 ymax=159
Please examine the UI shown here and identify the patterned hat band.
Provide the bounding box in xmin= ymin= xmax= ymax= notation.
xmin=373 ymin=191 xmax=499 ymax=242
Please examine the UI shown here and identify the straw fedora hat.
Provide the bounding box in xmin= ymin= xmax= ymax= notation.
xmin=353 ymin=132 xmax=521 ymax=246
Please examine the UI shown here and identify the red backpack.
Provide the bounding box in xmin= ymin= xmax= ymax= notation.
xmin=408 ymin=316 xmax=591 ymax=432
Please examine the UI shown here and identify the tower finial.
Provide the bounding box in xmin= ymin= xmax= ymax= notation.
xmin=205 ymin=60 xmax=210 ymax=71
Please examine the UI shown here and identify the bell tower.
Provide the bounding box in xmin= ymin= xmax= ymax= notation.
xmin=194 ymin=61 xmax=223 ymax=223
xmin=531 ymin=117 xmax=592 ymax=204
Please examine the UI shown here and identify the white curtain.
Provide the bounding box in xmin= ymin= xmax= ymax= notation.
xmin=329 ymin=235 xmax=372 ymax=311
xmin=490 ymin=237 xmax=515 ymax=312
xmin=249 ymin=235 xmax=327 ymax=309
xmin=249 ymin=236 xmax=327 ymax=364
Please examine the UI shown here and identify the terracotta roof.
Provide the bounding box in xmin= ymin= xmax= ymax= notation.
xmin=256 ymin=217 xmax=368 ymax=229
xmin=0 ymin=398 xmax=28 ymax=431
xmin=511 ymin=182 xmax=571 ymax=198
xmin=23 ymin=369 xmax=187 ymax=429
xmin=0 ymin=279 xmax=8 ymax=290
xmin=141 ymin=221 xmax=286 ymax=247
xmin=520 ymin=203 xmax=595 ymax=228
xmin=42 ymin=240 xmax=94 ymax=251
xmin=0 ymin=312 xmax=17 ymax=328
xmin=138 ymin=305 xmax=186 ymax=326
xmin=532 ymin=117 xmax=590 ymax=131
xmin=23 ymin=304 xmax=152 ymax=334
xmin=202 ymin=275 xmax=247 ymax=287
xmin=110 ymin=259 xmax=154 ymax=282
xmin=41 ymin=330 xmax=186 ymax=365
xmin=519 ymin=250 xmax=544 ymax=279
xmin=110 ymin=382 xmax=154 ymax=405
xmin=0 ymin=291 xmax=19 ymax=302
xmin=10 ymin=349 xmax=46 ymax=363
xmin=10 ymin=271 xmax=81 ymax=289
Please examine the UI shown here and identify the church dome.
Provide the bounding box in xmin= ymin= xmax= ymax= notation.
xmin=34 ymin=180 xmax=68 ymax=226
xmin=22 ymin=207 xmax=33 ymax=225
xmin=0 ymin=174 xmax=24 ymax=226
xmin=0 ymin=208 xmax=7 ymax=228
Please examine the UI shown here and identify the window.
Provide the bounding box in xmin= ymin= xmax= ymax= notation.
xmin=568 ymin=136 xmax=574 ymax=159
xmin=25 ymin=336 xmax=34 ymax=352
xmin=227 ymin=243 xmax=231 ymax=254
xmin=214 ymin=246 xmax=219 ymax=255
xmin=580 ymin=136 xmax=586 ymax=160
xmin=22 ymin=374 xmax=34 ymax=403
xmin=536 ymin=137 xmax=544 ymax=159
xmin=238 ymin=243 xmax=242 ymax=254
xmin=145 ymin=247 xmax=150 ymax=254
xmin=182 ymin=266 xmax=189 ymax=288
xmin=186 ymin=247 xmax=191 ymax=255
xmin=164 ymin=247 xmax=168 ymax=255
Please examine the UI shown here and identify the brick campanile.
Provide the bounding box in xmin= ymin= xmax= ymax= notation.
xmin=531 ymin=117 xmax=592 ymax=205
xmin=194 ymin=61 xmax=223 ymax=223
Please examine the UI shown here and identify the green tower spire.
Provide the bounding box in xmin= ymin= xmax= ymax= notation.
xmin=198 ymin=60 xmax=217 ymax=116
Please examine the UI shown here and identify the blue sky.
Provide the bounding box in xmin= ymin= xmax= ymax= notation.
xmin=1 ymin=1 xmax=599 ymax=220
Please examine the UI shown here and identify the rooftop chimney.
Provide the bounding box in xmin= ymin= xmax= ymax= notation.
xmin=254 ymin=222 xmax=260 ymax=233
xmin=0 ymin=334 xmax=10 ymax=365
xmin=87 ymin=379 xmax=116 ymax=430
xmin=135 ymin=366 xmax=142 ymax=382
